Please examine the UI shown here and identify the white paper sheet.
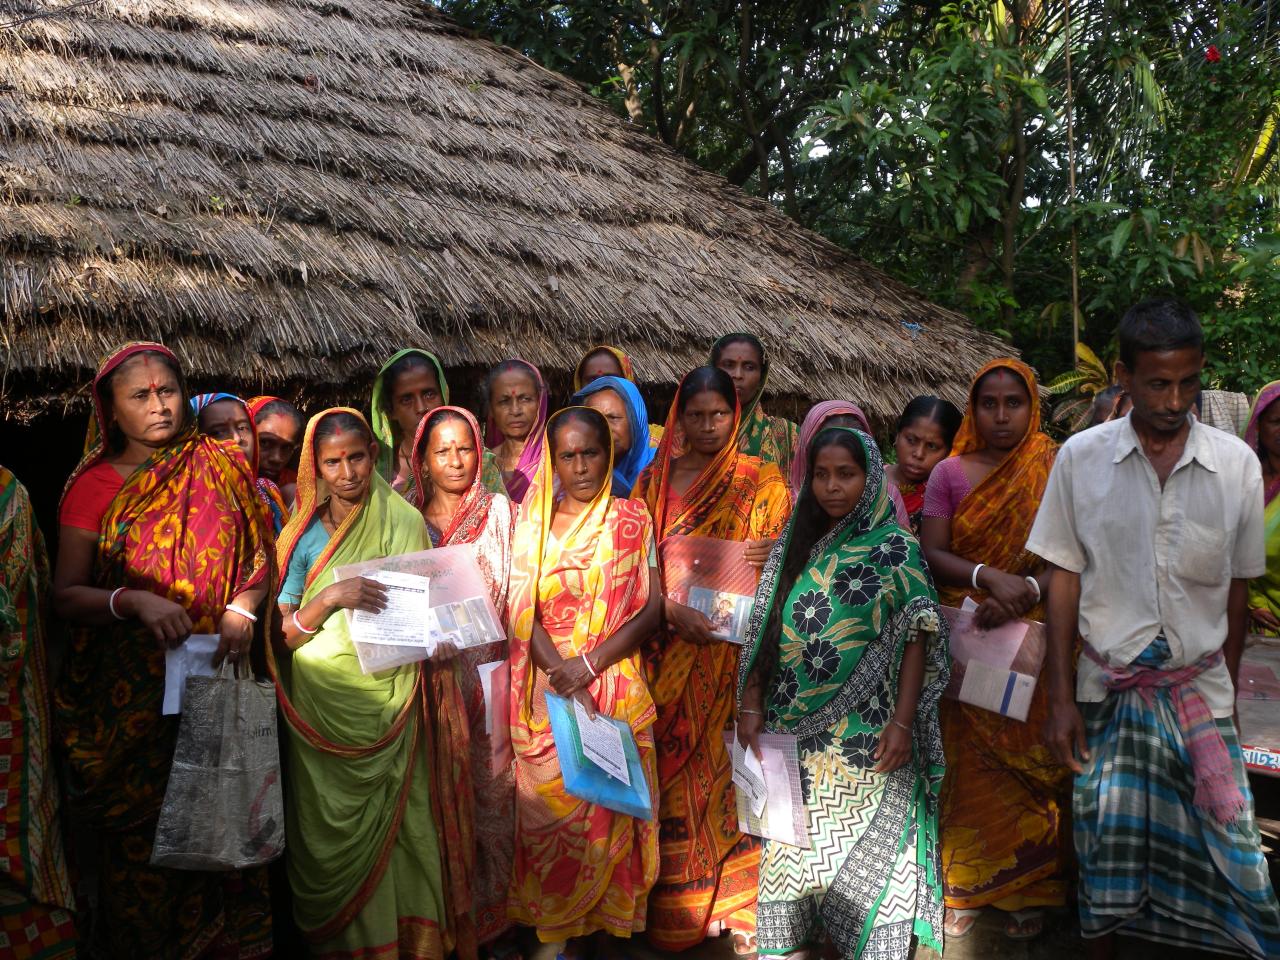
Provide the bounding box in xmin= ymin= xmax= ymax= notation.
xmin=731 ymin=734 xmax=769 ymax=817
xmin=958 ymin=659 xmax=1036 ymax=721
xmin=477 ymin=661 xmax=505 ymax=737
xmin=945 ymin=597 xmax=1029 ymax=672
xmin=574 ymin=697 xmax=631 ymax=785
xmin=162 ymin=634 xmax=220 ymax=715
xmin=350 ymin=571 xmax=432 ymax=647
xmin=722 ymin=731 xmax=809 ymax=848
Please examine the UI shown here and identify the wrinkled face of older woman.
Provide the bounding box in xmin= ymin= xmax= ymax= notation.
xmin=108 ymin=354 xmax=184 ymax=448
xmin=490 ymin=370 xmax=539 ymax=443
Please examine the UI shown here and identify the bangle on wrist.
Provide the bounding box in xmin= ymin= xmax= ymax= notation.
xmin=108 ymin=587 xmax=128 ymax=621
xmin=582 ymin=652 xmax=598 ymax=678
xmin=292 ymin=611 xmax=318 ymax=636
xmin=1024 ymin=576 xmax=1041 ymax=602
xmin=739 ymin=707 xmax=763 ymax=717
xmin=225 ymin=603 xmax=258 ymax=623
xmin=970 ymin=563 xmax=986 ymax=590
xmin=890 ymin=718 xmax=912 ymax=733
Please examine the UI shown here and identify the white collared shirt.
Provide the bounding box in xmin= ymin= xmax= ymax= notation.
xmin=1026 ymin=414 xmax=1265 ymax=716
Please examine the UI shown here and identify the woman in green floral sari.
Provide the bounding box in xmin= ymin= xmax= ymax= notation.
xmin=737 ymin=427 xmax=948 ymax=960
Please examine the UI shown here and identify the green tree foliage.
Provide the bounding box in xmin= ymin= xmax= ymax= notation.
xmin=441 ymin=0 xmax=1280 ymax=394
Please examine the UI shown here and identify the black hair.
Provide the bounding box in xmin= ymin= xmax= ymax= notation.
xmin=710 ymin=332 xmax=765 ymax=368
xmin=313 ymin=411 xmax=372 ymax=452
xmin=896 ymin=395 xmax=963 ymax=448
xmin=1087 ymin=384 xmax=1124 ymax=428
xmin=577 ymin=347 xmax=625 ymax=382
xmin=96 ymin=349 xmax=187 ymax=452
xmin=756 ymin=427 xmax=868 ymax=688
xmin=417 ymin=408 xmax=471 ymax=455
xmin=549 ymin=407 xmax=611 ymax=456
xmin=254 ymin=398 xmax=305 ymax=432
xmin=1117 ymin=298 xmax=1204 ymax=370
xmin=676 ymin=366 xmax=737 ymax=415
xmin=380 ymin=353 xmax=439 ymax=411
xmin=973 ymin=365 xmax=1031 ymax=401
xmin=483 ymin=359 xmax=540 ymax=414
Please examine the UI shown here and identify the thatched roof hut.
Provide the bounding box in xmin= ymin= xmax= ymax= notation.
xmin=1 ymin=0 xmax=1011 ymax=425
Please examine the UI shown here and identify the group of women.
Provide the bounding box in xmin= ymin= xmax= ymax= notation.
xmin=8 ymin=332 xmax=1272 ymax=960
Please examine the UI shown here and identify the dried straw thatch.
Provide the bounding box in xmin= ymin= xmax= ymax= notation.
xmin=1 ymin=0 xmax=1012 ymax=424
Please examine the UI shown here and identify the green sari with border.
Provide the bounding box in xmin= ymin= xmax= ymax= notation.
xmin=271 ymin=407 xmax=447 ymax=960
xmin=737 ymin=428 xmax=948 ymax=960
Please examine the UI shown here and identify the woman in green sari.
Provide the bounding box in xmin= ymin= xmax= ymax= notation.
xmin=272 ymin=408 xmax=448 ymax=959
xmin=370 ymin=348 xmax=503 ymax=500
xmin=711 ymin=333 xmax=799 ymax=478
xmin=737 ymin=427 xmax=948 ymax=960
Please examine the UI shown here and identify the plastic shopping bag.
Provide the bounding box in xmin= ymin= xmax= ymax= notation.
xmin=151 ymin=664 xmax=285 ymax=870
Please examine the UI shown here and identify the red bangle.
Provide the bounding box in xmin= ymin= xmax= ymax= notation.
xmin=292 ymin=611 xmax=318 ymax=635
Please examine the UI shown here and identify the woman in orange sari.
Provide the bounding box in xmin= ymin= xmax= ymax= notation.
xmin=633 ymin=367 xmax=792 ymax=953
xmin=53 ymin=342 xmax=273 ymax=958
xmin=507 ymin=407 xmax=662 ymax=956
xmin=410 ymin=406 xmax=517 ymax=954
xmin=919 ymin=358 xmax=1067 ymax=942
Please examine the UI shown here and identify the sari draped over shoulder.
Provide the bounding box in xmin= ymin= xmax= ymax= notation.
xmin=711 ymin=334 xmax=799 ymax=478
xmin=191 ymin=391 xmax=289 ymax=533
xmin=56 ymin=342 xmax=274 ymax=959
xmin=409 ymin=406 xmax=516 ymax=950
xmin=739 ymin=429 xmax=947 ymax=960
xmin=934 ymin=358 xmax=1067 ymax=912
xmin=270 ymin=408 xmax=446 ymax=960
xmin=1244 ymin=381 xmax=1280 ymax=631
xmin=370 ymin=348 xmax=450 ymax=499
xmin=0 ymin=468 xmax=76 ymax=958
xmin=507 ymin=409 xmax=659 ymax=942
xmin=633 ymin=376 xmax=792 ymax=950
xmin=485 ymin=359 xmax=549 ymax=504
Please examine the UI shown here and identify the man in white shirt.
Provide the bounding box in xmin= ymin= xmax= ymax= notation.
xmin=1027 ymin=298 xmax=1280 ymax=960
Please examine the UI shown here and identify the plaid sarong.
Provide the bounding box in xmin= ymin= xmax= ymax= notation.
xmin=1075 ymin=640 xmax=1280 ymax=957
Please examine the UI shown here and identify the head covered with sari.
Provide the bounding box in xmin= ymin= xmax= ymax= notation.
xmin=739 ymin=427 xmax=947 ymax=732
xmin=573 ymin=344 xmax=638 ymax=392
xmin=58 ymin=342 xmax=272 ymax=827
xmin=709 ymin=332 xmax=797 ymax=473
xmin=571 ymin=375 xmax=657 ymax=498
xmin=369 ymin=348 xmax=450 ymax=482
xmin=1245 ymin=380 xmax=1280 ymax=503
xmin=247 ymin=395 xmax=284 ymax=419
xmin=190 ymin=391 xmax=289 ymax=533
xmin=506 ymin=407 xmax=658 ymax=937
xmin=942 ymin=356 xmax=1057 ymax=603
xmin=484 ymin=359 xmax=548 ymax=504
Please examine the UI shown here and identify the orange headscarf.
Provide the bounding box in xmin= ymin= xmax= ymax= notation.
xmin=940 ymin=357 xmax=1057 ymax=606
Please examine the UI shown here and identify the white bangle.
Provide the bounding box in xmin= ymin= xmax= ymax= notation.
xmin=582 ymin=653 xmax=598 ymax=678
xmin=225 ymin=603 xmax=258 ymax=623
xmin=292 ymin=611 xmax=318 ymax=635
xmin=108 ymin=587 xmax=127 ymax=621
xmin=1025 ymin=576 xmax=1041 ymax=602
xmin=970 ymin=563 xmax=986 ymax=590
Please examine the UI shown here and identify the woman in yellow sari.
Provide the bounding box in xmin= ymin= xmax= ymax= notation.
xmin=633 ymin=367 xmax=792 ymax=953
xmin=919 ymin=358 xmax=1067 ymax=942
xmin=272 ymin=408 xmax=447 ymax=959
xmin=508 ymin=407 xmax=662 ymax=956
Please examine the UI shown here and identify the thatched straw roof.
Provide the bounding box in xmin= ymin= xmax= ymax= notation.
xmin=1 ymin=0 xmax=1012 ymax=425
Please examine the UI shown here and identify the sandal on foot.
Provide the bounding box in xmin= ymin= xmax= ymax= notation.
xmin=731 ymin=932 xmax=758 ymax=957
xmin=1004 ymin=909 xmax=1044 ymax=941
xmin=943 ymin=908 xmax=981 ymax=939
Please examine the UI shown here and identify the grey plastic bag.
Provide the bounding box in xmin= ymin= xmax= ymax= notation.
xmin=151 ymin=664 xmax=285 ymax=870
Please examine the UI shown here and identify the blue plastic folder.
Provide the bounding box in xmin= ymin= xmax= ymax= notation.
xmin=545 ymin=693 xmax=654 ymax=820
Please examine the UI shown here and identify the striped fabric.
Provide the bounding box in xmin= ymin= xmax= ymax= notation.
xmin=1076 ymin=649 xmax=1280 ymax=958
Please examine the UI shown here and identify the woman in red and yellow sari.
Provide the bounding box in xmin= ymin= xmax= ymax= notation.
xmin=272 ymin=409 xmax=447 ymax=959
xmin=508 ymin=407 xmax=662 ymax=956
xmin=633 ymin=366 xmax=792 ymax=953
xmin=919 ymin=357 xmax=1067 ymax=942
xmin=410 ymin=406 xmax=516 ymax=954
xmin=1 ymin=466 xmax=76 ymax=959
xmin=53 ymin=342 xmax=273 ymax=958
xmin=572 ymin=344 xmax=664 ymax=447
